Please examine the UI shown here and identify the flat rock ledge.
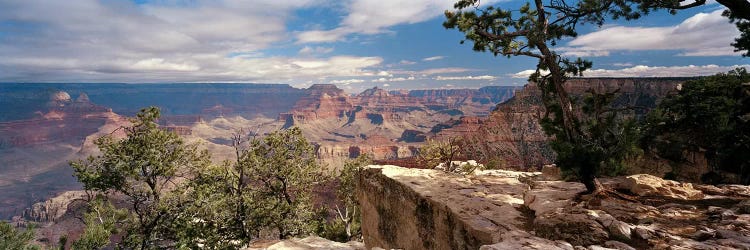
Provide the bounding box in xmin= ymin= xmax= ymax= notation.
xmin=358 ymin=165 xmax=567 ymax=250
xmin=358 ymin=165 xmax=750 ymax=250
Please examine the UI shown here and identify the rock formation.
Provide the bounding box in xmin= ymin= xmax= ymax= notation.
xmin=358 ymin=164 xmax=750 ymax=250
xmin=439 ymin=78 xmax=689 ymax=170
xmin=23 ymin=191 xmax=87 ymax=223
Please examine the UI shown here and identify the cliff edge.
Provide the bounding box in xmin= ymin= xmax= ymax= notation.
xmin=358 ymin=165 xmax=750 ymax=250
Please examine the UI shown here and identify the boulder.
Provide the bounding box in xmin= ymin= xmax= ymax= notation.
xmin=620 ymin=174 xmax=704 ymax=200
xmin=603 ymin=241 xmax=635 ymax=250
xmin=606 ymin=220 xmax=633 ymax=241
xmin=534 ymin=208 xmax=610 ymax=246
xmin=735 ymin=199 xmax=750 ymax=214
xmin=358 ymin=165 xmax=532 ymax=249
xmin=244 ymin=236 xmax=365 ymax=250
xmin=479 ymin=230 xmax=574 ymax=250
xmin=541 ymin=164 xmax=562 ymax=181
xmin=524 ymin=181 xmax=586 ymax=216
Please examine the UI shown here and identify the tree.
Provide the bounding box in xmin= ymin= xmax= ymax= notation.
xmin=333 ymin=154 xmax=371 ymax=241
xmin=72 ymin=197 xmax=128 ymax=249
xmin=445 ymin=0 xmax=685 ymax=193
xmin=642 ymin=69 xmax=750 ymax=184
xmin=0 ymin=221 xmax=39 ymax=250
xmin=71 ymin=106 xmax=211 ymax=249
xmin=418 ymin=138 xmax=462 ymax=169
xmin=183 ymin=127 xmax=325 ymax=247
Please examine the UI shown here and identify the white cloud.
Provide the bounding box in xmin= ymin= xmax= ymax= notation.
xmin=382 ymin=83 xmax=391 ymax=87
xmin=296 ymin=0 xmax=505 ymax=43
xmin=511 ymin=64 xmax=749 ymax=78
xmin=391 ymin=67 xmax=474 ymax=76
xmin=299 ymin=46 xmax=334 ymax=55
xmin=435 ymin=75 xmax=496 ymax=80
xmin=613 ymin=62 xmax=634 ymax=67
xmin=330 ymin=78 xmax=365 ymax=85
xmin=583 ymin=64 xmax=750 ymax=77
xmin=399 ymin=60 xmax=416 ymax=65
xmin=422 ymin=56 xmax=445 ymax=61
xmin=509 ymin=69 xmax=550 ymax=79
xmin=372 ymin=76 xmax=416 ymax=82
xmin=0 ymin=0 xmax=388 ymax=83
xmin=563 ymin=9 xmax=741 ymax=57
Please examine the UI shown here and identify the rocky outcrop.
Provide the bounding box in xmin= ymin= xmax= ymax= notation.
xmin=23 ymin=191 xmax=86 ymax=223
xmin=244 ymin=236 xmax=365 ymax=250
xmin=616 ymin=174 xmax=705 ymax=200
xmin=359 ymin=164 xmax=750 ymax=250
xmin=358 ymin=165 xmax=553 ymax=249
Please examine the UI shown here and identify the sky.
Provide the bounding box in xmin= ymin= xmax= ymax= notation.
xmin=0 ymin=0 xmax=747 ymax=92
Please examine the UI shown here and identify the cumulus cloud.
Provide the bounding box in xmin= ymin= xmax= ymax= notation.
xmin=330 ymin=78 xmax=365 ymax=85
xmin=299 ymin=46 xmax=334 ymax=55
xmin=561 ymin=9 xmax=741 ymax=57
xmin=373 ymin=76 xmax=416 ymax=82
xmin=0 ymin=0 xmax=386 ymax=83
xmin=390 ymin=67 xmax=475 ymax=76
xmin=422 ymin=56 xmax=445 ymax=61
xmin=296 ymin=0 xmax=505 ymax=43
xmin=511 ymin=64 xmax=749 ymax=78
xmin=435 ymin=75 xmax=496 ymax=80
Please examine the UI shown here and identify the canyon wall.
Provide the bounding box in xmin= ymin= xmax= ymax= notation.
xmin=436 ymin=78 xmax=690 ymax=170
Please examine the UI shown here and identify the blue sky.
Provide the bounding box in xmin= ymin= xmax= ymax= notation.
xmin=0 ymin=0 xmax=747 ymax=92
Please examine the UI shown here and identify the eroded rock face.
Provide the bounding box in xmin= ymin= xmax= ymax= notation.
xmin=534 ymin=208 xmax=610 ymax=246
xmin=447 ymin=78 xmax=687 ymax=170
xmin=618 ymin=174 xmax=704 ymax=200
xmin=358 ymin=165 xmax=556 ymax=250
xmin=359 ymin=166 xmax=750 ymax=250
xmin=524 ymin=181 xmax=586 ymax=216
xmin=23 ymin=191 xmax=86 ymax=223
xmin=244 ymin=236 xmax=365 ymax=250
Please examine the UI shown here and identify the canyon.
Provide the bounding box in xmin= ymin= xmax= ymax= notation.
xmin=0 ymin=83 xmax=518 ymax=219
xmin=436 ymin=77 xmax=691 ymax=170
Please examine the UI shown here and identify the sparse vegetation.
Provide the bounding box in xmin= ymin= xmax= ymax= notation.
xmin=0 ymin=221 xmax=39 ymax=250
xmin=175 ymin=127 xmax=326 ymax=248
xmin=642 ymin=68 xmax=750 ymax=184
xmin=418 ymin=138 xmax=463 ymax=169
xmin=332 ymin=154 xmax=371 ymax=241
xmin=71 ymin=106 xmax=212 ymax=249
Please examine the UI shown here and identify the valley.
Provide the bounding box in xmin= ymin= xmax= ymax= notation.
xmin=0 ymin=83 xmax=518 ymax=219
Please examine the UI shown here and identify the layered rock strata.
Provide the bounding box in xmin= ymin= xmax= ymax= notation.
xmin=357 ymin=165 xmax=571 ymax=249
xmin=359 ymin=165 xmax=750 ymax=250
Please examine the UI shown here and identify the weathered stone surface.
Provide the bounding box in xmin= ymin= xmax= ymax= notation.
xmin=533 ymin=208 xmax=610 ymax=246
xmin=606 ymin=220 xmax=633 ymax=241
xmin=524 ymin=181 xmax=586 ymax=216
xmin=541 ymin=165 xmax=562 ymax=181
xmin=620 ymin=174 xmax=704 ymax=200
xmin=735 ymin=199 xmax=750 ymax=214
xmin=23 ymin=191 xmax=87 ymax=223
xmin=603 ymin=240 xmax=636 ymax=250
xmin=358 ymin=165 xmax=533 ymax=250
xmin=479 ymin=230 xmax=574 ymax=250
xmin=244 ymin=236 xmax=365 ymax=250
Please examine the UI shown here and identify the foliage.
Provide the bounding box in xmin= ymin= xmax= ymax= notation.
xmin=445 ymin=0 xmax=647 ymax=192
xmin=0 ymin=221 xmax=39 ymax=250
xmin=330 ymin=154 xmax=371 ymax=242
xmin=70 ymin=106 xmax=211 ymax=249
xmin=72 ymin=197 xmax=129 ymax=249
xmin=642 ymin=69 xmax=750 ymax=183
xmin=183 ymin=127 xmax=325 ymax=248
xmin=418 ymin=138 xmax=462 ymax=169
